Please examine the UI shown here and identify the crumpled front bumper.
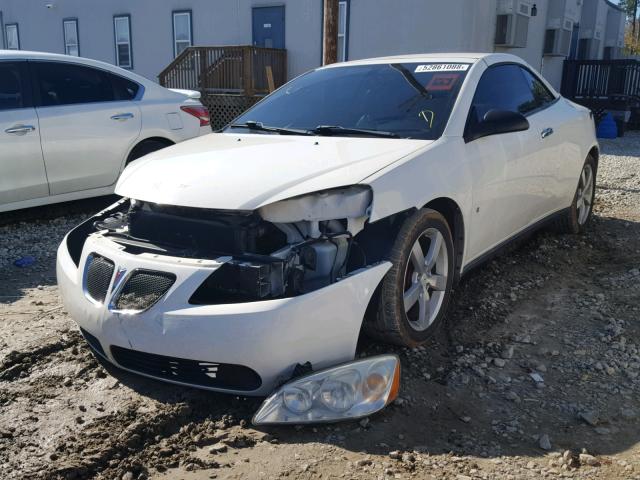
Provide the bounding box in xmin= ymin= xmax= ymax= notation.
xmin=56 ymin=233 xmax=390 ymax=396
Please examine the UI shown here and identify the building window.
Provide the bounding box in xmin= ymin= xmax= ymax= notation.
xmin=173 ymin=10 xmax=192 ymax=57
xmin=63 ymin=19 xmax=79 ymax=56
xmin=113 ymin=15 xmax=132 ymax=68
xmin=337 ymin=1 xmax=349 ymax=62
xmin=5 ymin=23 xmax=19 ymax=50
xmin=0 ymin=11 xmax=4 ymax=49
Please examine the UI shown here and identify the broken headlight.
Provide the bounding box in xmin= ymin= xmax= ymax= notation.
xmin=252 ymin=355 xmax=400 ymax=425
xmin=258 ymin=185 xmax=372 ymax=237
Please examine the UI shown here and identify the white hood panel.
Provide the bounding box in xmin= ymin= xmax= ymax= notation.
xmin=116 ymin=133 xmax=428 ymax=210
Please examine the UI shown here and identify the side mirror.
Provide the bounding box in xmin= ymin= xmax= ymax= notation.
xmin=465 ymin=109 xmax=529 ymax=142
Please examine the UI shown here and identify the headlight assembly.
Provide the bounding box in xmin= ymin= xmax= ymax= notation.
xmin=252 ymin=355 xmax=400 ymax=425
xmin=257 ymin=186 xmax=372 ymax=224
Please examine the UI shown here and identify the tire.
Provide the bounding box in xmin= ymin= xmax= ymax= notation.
xmin=554 ymin=154 xmax=596 ymax=234
xmin=366 ymin=208 xmax=455 ymax=347
xmin=125 ymin=139 xmax=172 ymax=166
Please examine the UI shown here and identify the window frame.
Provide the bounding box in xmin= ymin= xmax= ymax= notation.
xmin=0 ymin=60 xmax=33 ymax=110
xmin=63 ymin=18 xmax=80 ymax=57
xmin=5 ymin=23 xmax=20 ymax=50
xmin=172 ymin=9 xmax=193 ymax=58
xmin=28 ymin=60 xmax=143 ymax=108
xmin=113 ymin=14 xmax=133 ymax=69
xmin=464 ymin=62 xmax=558 ymax=142
xmin=337 ymin=0 xmax=350 ymax=62
xmin=0 ymin=11 xmax=5 ymax=49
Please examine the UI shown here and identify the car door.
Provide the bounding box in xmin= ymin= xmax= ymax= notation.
xmin=0 ymin=61 xmax=49 ymax=207
xmin=516 ymin=67 xmax=567 ymax=218
xmin=519 ymin=67 xmax=577 ymax=214
xmin=31 ymin=61 xmax=142 ymax=195
xmin=463 ymin=64 xmax=553 ymax=261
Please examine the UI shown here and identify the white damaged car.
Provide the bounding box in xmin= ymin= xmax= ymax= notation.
xmin=57 ymin=53 xmax=598 ymax=423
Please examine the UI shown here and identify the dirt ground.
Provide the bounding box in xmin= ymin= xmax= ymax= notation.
xmin=1 ymin=133 xmax=639 ymax=480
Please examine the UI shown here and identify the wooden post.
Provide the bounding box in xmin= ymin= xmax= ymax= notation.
xmin=199 ymin=48 xmax=207 ymax=92
xmin=323 ymin=0 xmax=339 ymax=65
xmin=242 ymin=46 xmax=254 ymax=97
xmin=265 ymin=65 xmax=275 ymax=93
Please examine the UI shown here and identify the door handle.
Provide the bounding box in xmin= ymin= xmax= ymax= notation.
xmin=111 ymin=113 xmax=134 ymax=121
xmin=5 ymin=124 xmax=35 ymax=135
xmin=541 ymin=127 xmax=554 ymax=139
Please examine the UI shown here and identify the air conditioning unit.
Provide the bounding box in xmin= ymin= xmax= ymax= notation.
xmin=495 ymin=0 xmax=532 ymax=48
xmin=543 ymin=19 xmax=573 ymax=56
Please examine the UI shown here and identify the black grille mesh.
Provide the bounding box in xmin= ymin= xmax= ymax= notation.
xmin=85 ymin=254 xmax=114 ymax=303
xmin=114 ymin=270 xmax=175 ymax=311
xmin=110 ymin=345 xmax=262 ymax=391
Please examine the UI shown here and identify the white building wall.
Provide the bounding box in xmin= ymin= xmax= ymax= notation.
xmin=0 ymin=0 xmax=322 ymax=81
xmin=347 ymin=0 xmax=495 ymax=60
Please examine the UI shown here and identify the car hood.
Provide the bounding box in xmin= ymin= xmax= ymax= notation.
xmin=116 ymin=133 xmax=429 ymax=210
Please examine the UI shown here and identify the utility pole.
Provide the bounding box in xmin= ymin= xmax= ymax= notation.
xmin=323 ymin=0 xmax=338 ymax=65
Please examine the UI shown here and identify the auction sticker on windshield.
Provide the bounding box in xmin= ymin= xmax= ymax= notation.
xmin=415 ymin=64 xmax=470 ymax=73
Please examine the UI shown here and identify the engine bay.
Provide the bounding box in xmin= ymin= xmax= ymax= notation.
xmin=68 ymin=196 xmax=372 ymax=304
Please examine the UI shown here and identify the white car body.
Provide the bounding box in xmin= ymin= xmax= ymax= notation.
xmin=0 ymin=51 xmax=210 ymax=213
xmin=57 ymin=53 xmax=598 ymax=396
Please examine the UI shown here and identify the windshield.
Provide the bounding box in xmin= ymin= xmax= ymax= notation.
xmin=225 ymin=62 xmax=471 ymax=140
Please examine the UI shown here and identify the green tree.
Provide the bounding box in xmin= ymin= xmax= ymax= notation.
xmin=618 ymin=0 xmax=639 ymax=39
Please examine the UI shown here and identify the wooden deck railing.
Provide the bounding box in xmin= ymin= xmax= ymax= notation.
xmin=561 ymin=59 xmax=640 ymax=100
xmin=158 ymin=45 xmax=287 ymax=96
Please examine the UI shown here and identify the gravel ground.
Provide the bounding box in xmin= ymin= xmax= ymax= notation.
xmin=1 ymin=134 xmax=639 ymax=479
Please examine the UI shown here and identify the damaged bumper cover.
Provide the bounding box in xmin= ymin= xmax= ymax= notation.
xmin=57 ymin=232 xmax=391 ymax=396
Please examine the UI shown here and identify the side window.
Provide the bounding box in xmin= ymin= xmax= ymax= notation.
xmin=34 ymin=62 xmax=115 ymax=107
xmin=109 ymin=72 xmax=140 ymax=100
xmin=520 ymin=67 xmax=555 ymax=110
xmin=469 ymin=64 xmax=535 ymax=123
xmin=0 ymin=63 xmax=25 ymax=111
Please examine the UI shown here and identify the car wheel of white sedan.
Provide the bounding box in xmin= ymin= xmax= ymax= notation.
xmin=368 ymin=208 xmax=455 ymax=347
xmin=556 ymin=155 xmax=597 ymax=234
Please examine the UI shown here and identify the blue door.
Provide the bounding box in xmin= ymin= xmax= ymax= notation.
xmin=252 ymin=6 xmax=285 ymax=49
xmin=569 ymin=23 xmax=580 ymax=60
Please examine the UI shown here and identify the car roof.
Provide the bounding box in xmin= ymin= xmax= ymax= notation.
xmin=321 ymin=52 xmax=523 ymax=68
xmin=0 ymin=50 xmax=154 ymax=86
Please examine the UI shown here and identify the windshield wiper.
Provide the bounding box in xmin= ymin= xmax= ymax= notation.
xmin=229 ymin=121 xmax=311 ymax=136
xmin=312 ymin=125 xmax=399 ymax=138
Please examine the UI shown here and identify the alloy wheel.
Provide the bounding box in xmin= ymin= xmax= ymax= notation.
xmin=576 ymin=163 xmax=595 ymax=225
xmin=402 ymin=228 xmax=449 ymax=332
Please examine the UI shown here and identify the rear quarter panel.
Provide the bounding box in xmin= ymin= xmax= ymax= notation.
xmin=556 ymin=98 xmax=598 ymax=206
xmin=138 ymin=98 xmax=202 ymax=144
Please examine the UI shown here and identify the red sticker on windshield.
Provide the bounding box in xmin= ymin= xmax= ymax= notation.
xmin=426 ymin=73 xmax=460 ymax=91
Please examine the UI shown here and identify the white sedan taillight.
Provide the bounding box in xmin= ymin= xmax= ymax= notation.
xmin=181 ymin=105 xmax=210 ymax=127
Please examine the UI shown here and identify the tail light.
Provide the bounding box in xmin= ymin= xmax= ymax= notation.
xmin=181 ymin=105 xmax=210 ymax=127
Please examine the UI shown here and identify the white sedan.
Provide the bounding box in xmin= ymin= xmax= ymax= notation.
xmin=57 ymin=53 xmax=597 ymax=422
xmin=0 ymin=51 xmax=210 ymax=213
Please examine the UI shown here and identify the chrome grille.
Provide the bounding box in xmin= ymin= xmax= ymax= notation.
xmin=84 ymin=254 xmax=114 ymax=304
xmin=112 ymin=270 xmax=175 ymax=312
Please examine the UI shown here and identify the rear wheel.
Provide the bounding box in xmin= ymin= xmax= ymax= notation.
xmin=555 ymin=155 xmax=596 ymax=234
xmin=125 ymin=139 xmax=172 ymax=166
xmin=366 ymin=208 xmax=455 ymax=347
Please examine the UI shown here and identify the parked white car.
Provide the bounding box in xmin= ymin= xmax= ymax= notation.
xmin=57 ymin=53 xmax=597 ymax=422
xmin=0 ymin=51 xmax=210 ymax=213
